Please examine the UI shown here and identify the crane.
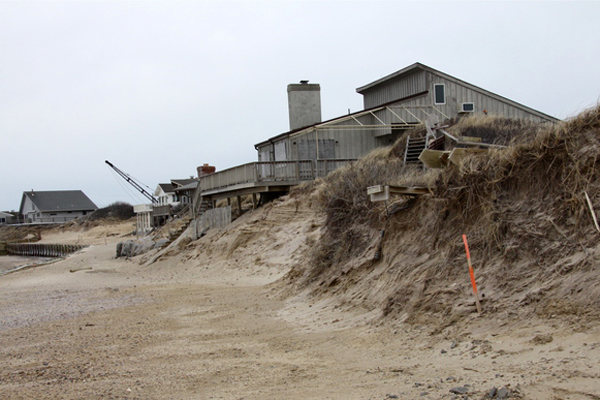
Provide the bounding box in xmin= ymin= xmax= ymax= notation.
xmin=105 ymin=160 xmax=158 ymax=204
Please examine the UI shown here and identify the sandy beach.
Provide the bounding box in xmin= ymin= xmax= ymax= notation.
xmin=1 ymin=207 xmax=599 ymax=400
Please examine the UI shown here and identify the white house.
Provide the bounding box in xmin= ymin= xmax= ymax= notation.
xmin=0 ymin=211 xmax=13 ymax=225
xmin=19 ymin=190 xmax=98 ymax=223
xmin=154 ymin=183 xmax=180 ymax=207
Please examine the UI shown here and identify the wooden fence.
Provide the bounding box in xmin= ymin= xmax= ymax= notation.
xmin=195 ymin=206 xmax=231 ymax=237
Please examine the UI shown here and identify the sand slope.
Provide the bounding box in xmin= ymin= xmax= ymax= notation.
xmin=1 ymin=197 xmax=599 ymax=399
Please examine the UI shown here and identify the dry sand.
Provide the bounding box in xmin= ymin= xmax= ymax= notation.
xmin=1 ymin=210 xmax=599 ymax=400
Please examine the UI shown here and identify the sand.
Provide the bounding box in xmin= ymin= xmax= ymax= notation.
xmin=1 ymin=211 xmax=599 ymax=400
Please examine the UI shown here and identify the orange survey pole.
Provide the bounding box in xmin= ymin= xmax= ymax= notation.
xmin=462 ymin=234 xmax=482 ymax=314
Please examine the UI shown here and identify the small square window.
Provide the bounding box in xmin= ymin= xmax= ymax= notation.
xmin=434 ymin=84 xmax=445 ymax=105
xmin=461 ymin=102 xmax=475 ymax=112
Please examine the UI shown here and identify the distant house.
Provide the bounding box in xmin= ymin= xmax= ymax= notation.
xmin=172 ymin=180 xmax=198 ymax=206
xmin=154 ymin=184 xmax=178 ymax=207
xmin=155 ymin=179 xmax=198 ymax=208
xmin=19 ymin=190 xmax=98 ymax=223
xmin=0 ymin=211 xmax=14 ymax=225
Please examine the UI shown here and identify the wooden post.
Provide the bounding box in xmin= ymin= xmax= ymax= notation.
xmin=252 ymin=193 xmax=257 ymax=209
xmin=237 ymin=196 xmax=242 ymax=212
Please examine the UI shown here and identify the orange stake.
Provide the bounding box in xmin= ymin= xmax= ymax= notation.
xmin=462 ymin=234 xmax=482 ymax=314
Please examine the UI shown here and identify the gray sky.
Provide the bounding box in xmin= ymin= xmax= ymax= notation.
xmin=1 ymin=1 xmax=599 ymax=211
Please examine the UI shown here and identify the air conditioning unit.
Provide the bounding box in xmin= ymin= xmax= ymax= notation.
xmin=460 ymin=102 xmax=475 ymax=113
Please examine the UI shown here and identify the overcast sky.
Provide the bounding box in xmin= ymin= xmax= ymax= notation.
xmin=1 ymin=1 xmax=599 ymax=211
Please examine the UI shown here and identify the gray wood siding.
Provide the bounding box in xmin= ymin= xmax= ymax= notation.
xmin=362 ymin=71 xmax=426 ymax=109
xmin=424 ymin=72 xmax=552 ymax=123
xmin=257 ymin=144 xmax=273 ymax=162
xmin=254 ymin=67 xmax=556 ymax=165
xmin=283 ymin=128 xmax=379 ymax=160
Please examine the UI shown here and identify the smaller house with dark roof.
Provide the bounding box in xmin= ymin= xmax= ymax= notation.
xmin=19 ymin=190 xmax=98 ymax=224
xmin=0 ymin=211 xmax=14 ymax=225
xmin=154 ymin=183 xmax=180 ymax=207
xmin=172 ymin=180 xmax=198 ymax=206
xmin=155 ymin=179 xmax=198 ymax=208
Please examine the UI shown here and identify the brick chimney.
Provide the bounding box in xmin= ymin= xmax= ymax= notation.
xmin=197 ymin=164 xmax=216 ymax=178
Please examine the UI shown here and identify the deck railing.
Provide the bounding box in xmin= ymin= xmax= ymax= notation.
xmin=199 ymin=159 xmax=356 ymax=193
xmin=190 ymin=159 xmax=356 ymax=213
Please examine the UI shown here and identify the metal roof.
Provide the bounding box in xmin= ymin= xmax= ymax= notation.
xmin=20 ymin=190 xmax=98 ymax=213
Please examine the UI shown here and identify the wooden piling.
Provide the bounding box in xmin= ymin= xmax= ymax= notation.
xmin=6 ymin=243 xmax=86 ymax=258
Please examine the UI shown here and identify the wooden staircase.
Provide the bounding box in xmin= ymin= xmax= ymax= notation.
xmin=160 ymin=215 xmax=194 ymax=248
xmin=197 ymin=200 xmax=212 ymax=216
xmin=404 ymin=136 xmax=427 ymax=165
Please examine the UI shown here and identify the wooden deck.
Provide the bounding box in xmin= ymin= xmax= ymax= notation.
xmin=194 ymin=159 xmax=356 ymax=206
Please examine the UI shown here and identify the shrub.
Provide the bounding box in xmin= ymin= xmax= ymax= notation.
xmin=89 ymin=202 xmax=134 ymax=221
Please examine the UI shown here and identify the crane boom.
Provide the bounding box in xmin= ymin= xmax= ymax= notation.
xmin=105 ymin=160 xmax=158 ymax=204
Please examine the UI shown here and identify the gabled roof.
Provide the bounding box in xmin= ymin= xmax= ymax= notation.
xmin=355 ymin=62 xmax=429 ymax=94
xmin=155 ymin=183 xmax=176 ymax=195
xmin=173 ymin=181 xmax=198 ymax=192
xmin=171 ymin=179 xmax=196 ymax=188
xmin=20 ymin=190 xmax=98 ymax=214
xmin=356 ymin=62 xmax=559 ymax=122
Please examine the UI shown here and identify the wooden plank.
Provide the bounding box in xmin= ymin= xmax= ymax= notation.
xmin=418 ymin=148 xmax=450 ymax=169
xmin=456 ymin=141 xmax=506 ymax=149
xmin=367 ymin=185 xmax=384 ymax=195
xmin=459 ymin=136 xmax=482 ymax=143
xmin=388 ymin=186 xmax=431 ymax=196
xmin=369 ymin=186 xmax=390 ymax=202
xmin=368 ymin=185 xmax=431 ymax=202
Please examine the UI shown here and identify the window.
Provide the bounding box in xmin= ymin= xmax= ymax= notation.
xmin=434 ymin=84 xmax=445 ymax=105
xmin=461 ymin=102 xmax=475 ymax=112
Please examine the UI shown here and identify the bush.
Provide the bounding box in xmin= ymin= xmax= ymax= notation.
xmin=89 ymin=202 xmax=134 ymax=221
